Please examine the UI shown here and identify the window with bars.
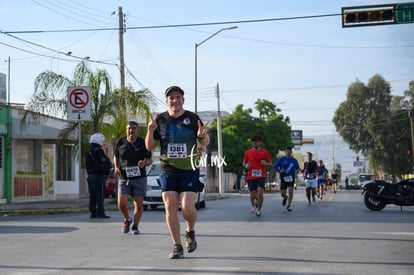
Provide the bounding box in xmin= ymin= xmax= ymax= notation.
xmin=56 ymin=144 xmax=75 ymax=181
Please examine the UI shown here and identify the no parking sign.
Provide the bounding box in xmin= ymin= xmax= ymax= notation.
xmin=67 ymin=86 xmax=92 ymax=121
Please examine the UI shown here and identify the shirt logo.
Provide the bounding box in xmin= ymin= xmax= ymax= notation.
xmin=183 ymin=118 xmax=191 ymax=125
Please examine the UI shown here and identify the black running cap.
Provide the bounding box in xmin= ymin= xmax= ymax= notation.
xmin=165 ymin=86 xmax=184 ymax=97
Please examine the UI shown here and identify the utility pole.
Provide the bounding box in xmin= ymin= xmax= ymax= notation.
xmin=5 ymin=57 xmax=12 ymax=202
xmin=118 ymin=6 xmax=125 ymax=89
xmin=216 ymin=83 xmax=224 ymax=194
xmin=332 ymin=130 xmax=336 ymax=172
xmin=409 ymin=111 xmax=414 ymax=171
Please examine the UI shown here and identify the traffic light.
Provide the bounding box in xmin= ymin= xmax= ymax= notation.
xmin=342 ymin=5 xmax=396 ymax=28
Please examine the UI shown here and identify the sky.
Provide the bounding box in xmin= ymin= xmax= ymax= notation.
xmin=1 ymin=0 xmax=413 ymax=143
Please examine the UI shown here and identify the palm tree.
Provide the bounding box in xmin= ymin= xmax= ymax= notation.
xmin=23 ymin=61 xmax=153 ymax=162
xmin=102 ymin=85 xmax=154 ymax=145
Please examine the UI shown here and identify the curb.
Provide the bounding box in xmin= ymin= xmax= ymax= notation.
xmin=0 ymin=207 xmax=90 ymax=217
xmin=0 ymin=195 xmax=233 ymax=217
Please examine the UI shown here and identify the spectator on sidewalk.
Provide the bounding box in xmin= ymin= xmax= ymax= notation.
xmin=86 ymin=133 xmax=112 ymax=219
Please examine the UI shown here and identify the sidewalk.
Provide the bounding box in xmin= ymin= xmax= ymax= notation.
xmin=0 ymin=198 xmax=92 ymax=216
xmin=0 ymin=193 xmax=235 ymax=217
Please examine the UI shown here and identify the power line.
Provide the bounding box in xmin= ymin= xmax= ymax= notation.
xmin=124 ymin=64 xmax=146 ymax=89
xmin=53 ymin=0 xmax=114 ymax=23
xmin=32 ymin=0 xmax=112 ymax=27
xmin=2 ymin=13 xmax=343 ymax=34
xmin=3 ymin=14 xmax=412 ymax=51
xmin=124 ymin=17 xmax=180 ymax=86
xmin=1 ymin=32 xmax=117 ymax=66
xmin=0 ymin=41 xmax=74 ymax=61
xmin=226 ymin=34 xmax=414 ymax=49
xmin=124 ymin=64 xmax=168 ymax=109
xmin=67 ymin=0 xmax=115 ymax=18
xmin=221 ymin=78 xmax=413 ymax=94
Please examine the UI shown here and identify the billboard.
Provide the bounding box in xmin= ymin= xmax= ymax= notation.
xmin=291 ymin=130 xmax=303 ymax=145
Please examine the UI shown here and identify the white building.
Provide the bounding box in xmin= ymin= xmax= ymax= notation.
xmin=1 ymin=104 xmax=82 ymax=203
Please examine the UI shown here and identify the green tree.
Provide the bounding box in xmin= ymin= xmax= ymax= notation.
xmin=334 ymin=75 xmax=391 ymax=153
xmin=103 ymin=85 xmax=154 ymax=144
xmin=333 ymin=74 xmax=413 ymax=178
xmin=209 ymin=105 xmax=256 ymax=175
xmin=209 ymin=99 xmax=292 ymax=175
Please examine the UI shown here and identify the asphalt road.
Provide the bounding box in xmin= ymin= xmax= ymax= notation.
xmin=0 ymin=188 xmax=413 ymax=275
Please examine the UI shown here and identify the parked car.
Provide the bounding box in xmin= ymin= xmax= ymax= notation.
xmin=358 ymin=173 xmax=374 ymax=189
xmin=144 ymin=162 xmax=206 ymax=210
xmin=144 ymin=162 xmax=163 ymax=210
xmin=105 ymin=172 xmax=117 ymax=198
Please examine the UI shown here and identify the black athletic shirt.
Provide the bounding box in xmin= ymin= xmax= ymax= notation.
xmin=114 ymin=137 xmax=151 ymax=179
xmin=153 ymin=110 xmax=201 ymax=173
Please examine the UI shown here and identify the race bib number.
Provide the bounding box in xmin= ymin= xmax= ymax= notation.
xmin=306 ymin=174 xmax=315 ymax=179
xmin=283 ymin=175 xmax=293 ymax=183
xmin=167 ymin=143 xmax=187 ymax=158
xmin=318 ymin=175 xmax=325 ymax=179
xmin=251 ymin=169 xmax=262 ymax=177
xmin=126 ymin=166 xmax=141 ymax=178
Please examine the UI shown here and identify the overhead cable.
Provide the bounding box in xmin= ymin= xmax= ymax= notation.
xmin=3 ymin=13 xmax=341 ymax=34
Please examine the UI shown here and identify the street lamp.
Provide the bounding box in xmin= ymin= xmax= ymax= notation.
xmin=194 ymin=26 xmax=237 ymax=113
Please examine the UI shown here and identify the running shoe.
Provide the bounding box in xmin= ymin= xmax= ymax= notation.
xmin=287 ymin=205 xmax=292 ymax=212
xmin=169 ymin=245 xmax=184 ymax=259
xmin=131 ymin=224 xmax=140 ymax=235
xmin=255 ymin=209 xmax=261 ymax=217
xmin=282 ymin=196 xmax=288 ymax=206
xmin=122 ymin=218 xmax=132 ymax=234
xmin=185 ymin=231 xmax=197 ymax=253
xmin=251 ymin=206 xmax=256 ymax=213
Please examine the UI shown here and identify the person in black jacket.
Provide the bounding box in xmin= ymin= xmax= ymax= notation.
xmin=86 ymin=133 xmax=112 ymax=219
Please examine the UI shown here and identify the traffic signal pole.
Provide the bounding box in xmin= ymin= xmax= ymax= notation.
xmin=342 ymin=2 xmax=414 ymax=28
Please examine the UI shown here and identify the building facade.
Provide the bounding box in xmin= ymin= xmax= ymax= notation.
xmin=0 ymin=104 xmax=81 ymax=203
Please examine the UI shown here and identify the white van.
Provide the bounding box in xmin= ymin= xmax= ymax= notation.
xmin=358 ymin=173 xmax=374 ymax=188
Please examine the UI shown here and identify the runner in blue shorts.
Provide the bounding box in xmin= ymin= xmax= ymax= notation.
xmin=274 ymin=147 xmax=300 ymax=212
xmin=316 ymin=160 xmax=328 ymax=200
xmin=145 ymin=86 xmax=210 ymax=259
